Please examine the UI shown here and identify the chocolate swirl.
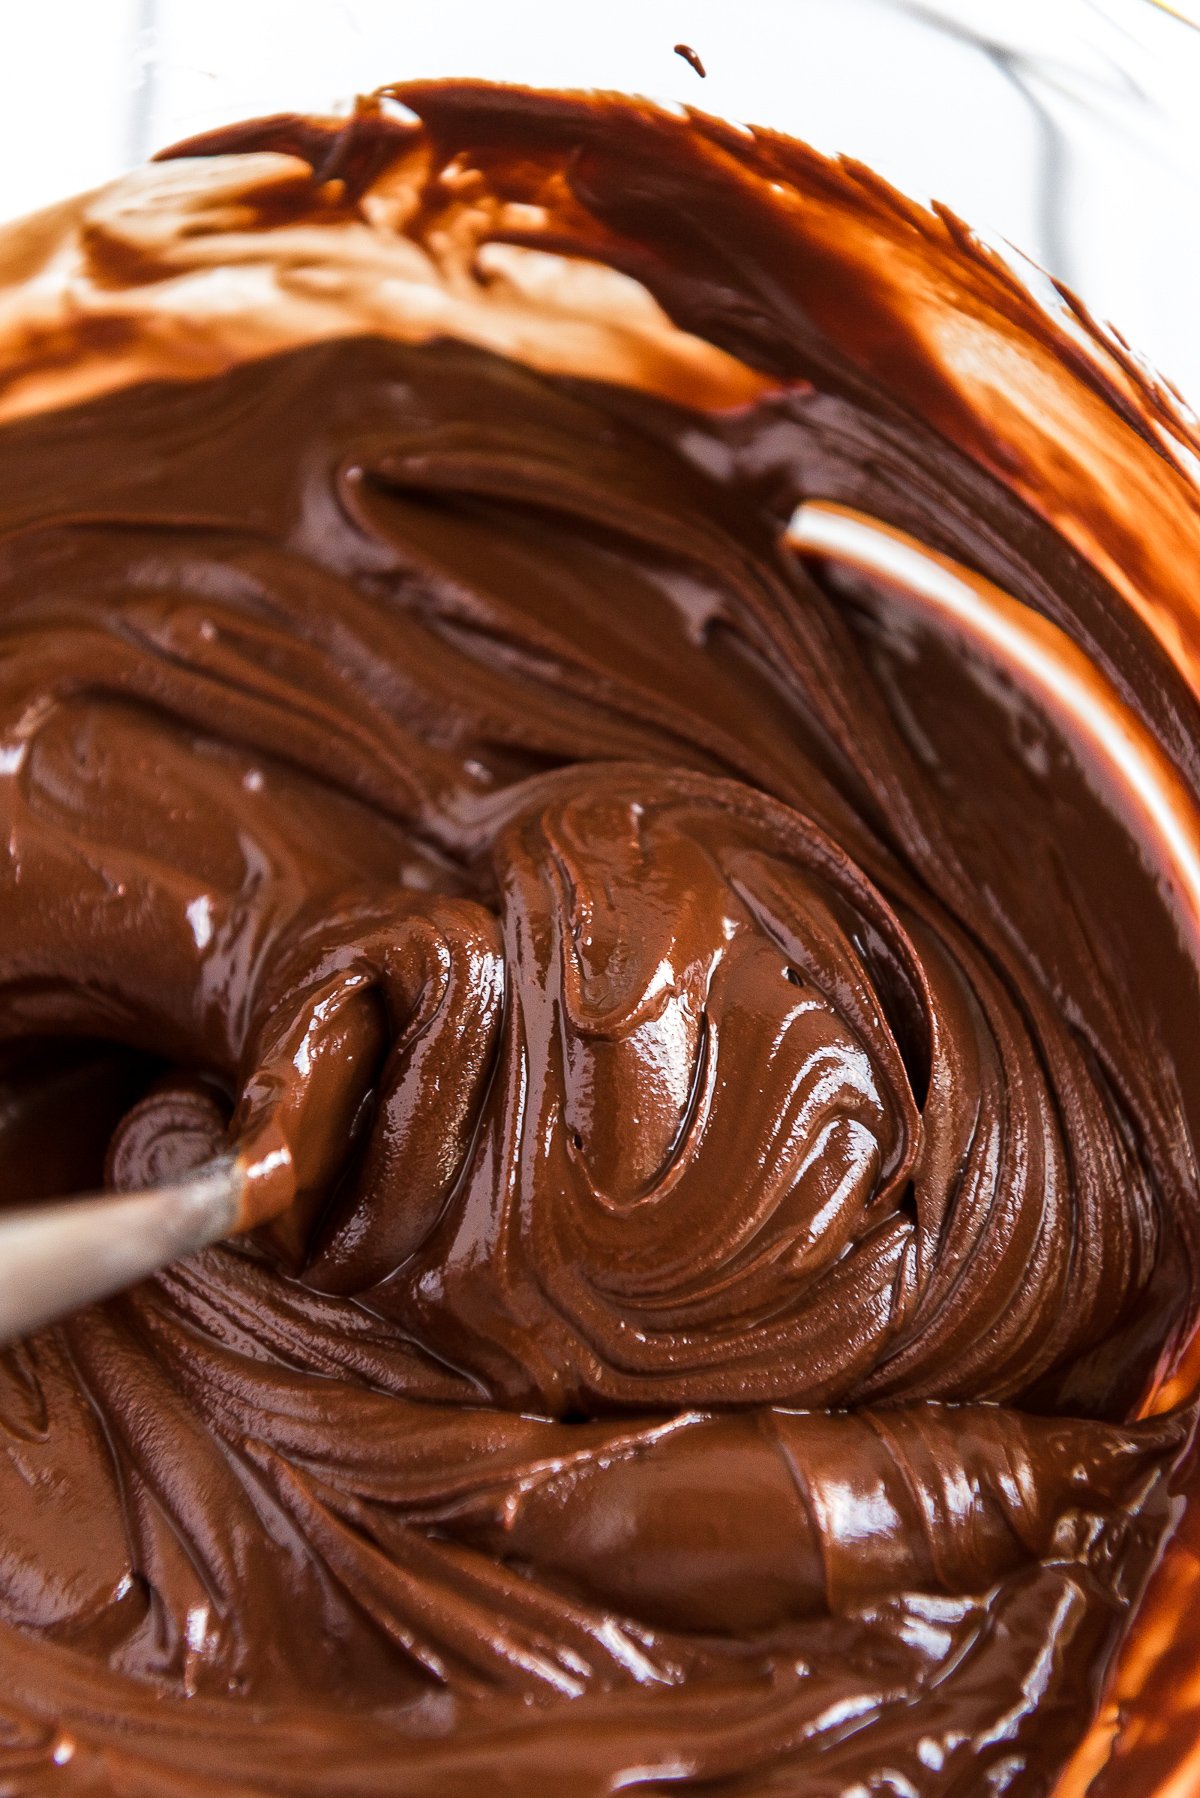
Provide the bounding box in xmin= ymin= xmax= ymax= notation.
xmin=0 ymin=85 xmax=1199 ymax=1797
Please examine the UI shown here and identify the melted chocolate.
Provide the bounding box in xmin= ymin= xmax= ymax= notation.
xmin=0 ymin=84 xmax=1199 ymax=1795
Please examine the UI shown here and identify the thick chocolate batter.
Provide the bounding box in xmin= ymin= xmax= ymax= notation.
xmin=1 ymin=84 xmax=1200 ymax=1796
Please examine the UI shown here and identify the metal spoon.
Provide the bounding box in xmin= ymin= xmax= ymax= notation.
xmin=0 ymin=1157 xmax=244 ymax=1345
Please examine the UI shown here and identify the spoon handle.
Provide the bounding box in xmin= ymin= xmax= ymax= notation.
xmin=0 ymin=1158 xmax=243 ymax=1345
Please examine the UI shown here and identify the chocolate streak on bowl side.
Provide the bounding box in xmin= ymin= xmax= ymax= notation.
xmin=0 ymin=82 xmax=1199 ymax=1796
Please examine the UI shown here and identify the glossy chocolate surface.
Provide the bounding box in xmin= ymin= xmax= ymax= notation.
xmin=1 ymin=85 xmax=1200 ymax=1795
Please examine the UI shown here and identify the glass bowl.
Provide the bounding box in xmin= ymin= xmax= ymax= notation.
xmin=2 ymin=0 xmax=1198 ymax=399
